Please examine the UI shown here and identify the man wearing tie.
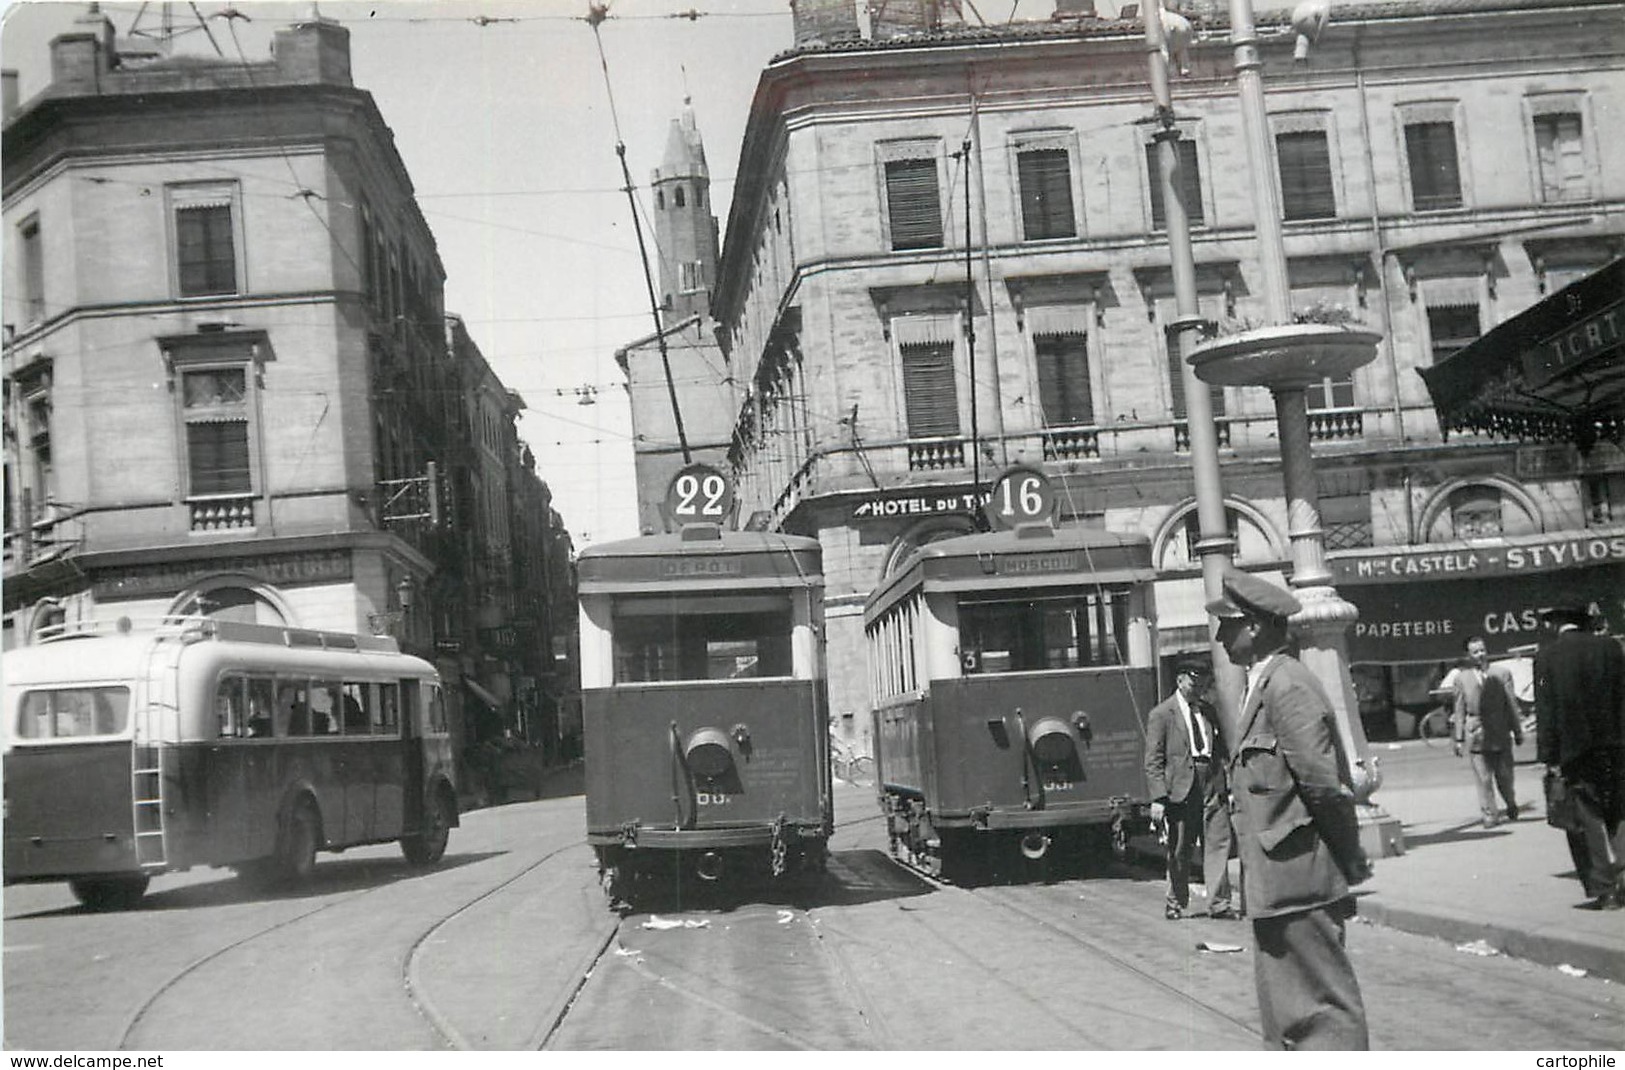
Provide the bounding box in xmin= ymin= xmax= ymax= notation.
xmin=1144 ymin=657 xmax=1235 ymax=920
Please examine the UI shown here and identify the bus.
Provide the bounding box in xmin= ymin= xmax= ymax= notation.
xmin=2 ymin=616 xmax=458 ymax=909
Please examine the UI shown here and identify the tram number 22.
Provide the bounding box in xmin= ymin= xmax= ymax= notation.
xmin=675 ymin=472 xmax=728 ymax=518
xmin=696 ymin=792 xmax=733 ymax=806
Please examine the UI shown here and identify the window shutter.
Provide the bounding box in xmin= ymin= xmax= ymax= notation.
xmin=886 ymin=158 xmax=944 ymax=250
xmin=1145 ymin=140 xmax=1204 ymax=229
xmin=1018 ymin=148 xmax=1076 ymax=240
xmin=1033 ymin=329 xmax=1093 ymax=426
xmin=1427 ymin=303 xmax=1480 ymax=364
xmin=177 ymin=204 xmax=237 ymax=296
xmin=1277 ymin=130 xmax=1336 ymax=221
xmin=1404 ymin=122 xmax=1462 ymax=210
xmin=900 ymin=341 xmax=960 ymax=437
xmin=187 ymin=421 xmax=252 ymax=495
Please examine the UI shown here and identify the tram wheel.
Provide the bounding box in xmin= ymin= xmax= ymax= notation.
xmin=401 ymin=786 xmax=452 ymax=865
xmin=277 ymin=799 xmax=321 ymax=882
xmin=68 ymin=874 xmax=150 ymax=911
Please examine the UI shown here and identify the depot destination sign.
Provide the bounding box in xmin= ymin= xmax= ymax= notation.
xmin=1329 ymin=529 xmax=1625 ymax=663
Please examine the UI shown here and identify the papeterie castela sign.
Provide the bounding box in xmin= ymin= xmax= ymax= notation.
xmin=1332 ymin=531 xmax=1625 ymax=585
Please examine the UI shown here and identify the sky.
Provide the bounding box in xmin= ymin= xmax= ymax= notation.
xmin=0 ymin=0 xmax=1110 ymax=548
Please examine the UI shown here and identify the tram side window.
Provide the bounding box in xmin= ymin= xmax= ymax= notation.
xmin=246 ymin=677 xmax=276 ymax=737
xmin=613 ymin=600 xmax=793 ymax=683
xmin=16 ymin=686 xmax=131 ymax=739
xmin=339 ymin=682 xmax=370 ymax=734
xmin=960 ymin=590 xmax=1130 ymax=673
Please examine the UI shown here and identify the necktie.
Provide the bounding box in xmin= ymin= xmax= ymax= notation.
xmin=1190 ymin=707 xmax=1206 ymax=756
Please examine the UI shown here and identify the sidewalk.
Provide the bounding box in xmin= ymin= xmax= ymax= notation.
xmin=1355 ymin=756 xmax=1625 ymax=982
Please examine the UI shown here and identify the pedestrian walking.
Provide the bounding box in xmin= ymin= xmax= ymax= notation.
xmin=1144 ymin=657 xmax=1236 ymax=920
xmin=1534 ymin=604 xmax=1625 ymax=910
xmin=1452 ymin=635 xmax=1524 ymax=828
xmin=1207 ymin=565 xmax=1371 ymax=1050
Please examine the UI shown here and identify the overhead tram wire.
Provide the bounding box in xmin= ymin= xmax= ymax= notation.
xmin=587 ymin=1 xmax=691 ymax=466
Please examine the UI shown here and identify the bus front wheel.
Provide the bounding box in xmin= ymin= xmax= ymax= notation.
xmin=69 ymin=874 xmax=150 ymax=911
xmin=402 ymin=786 xmax=452 ymax=865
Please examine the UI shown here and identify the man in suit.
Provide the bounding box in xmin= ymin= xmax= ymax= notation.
xmin=1143 ymin=658 xmax=1235 ymax=920
xmin=1535 ymin=604 xmax=1625 ymax=909
xmin=1453 ymin=635 xmax=1525 ymax=828
xmin=1208 ymin=565 xmax=1371 ymax=1050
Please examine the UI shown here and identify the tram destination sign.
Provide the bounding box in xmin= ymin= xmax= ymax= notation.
xmin=1332 ymin=530 xmax=1625 ymax=584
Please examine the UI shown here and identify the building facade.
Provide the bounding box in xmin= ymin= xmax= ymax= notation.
xmin=669 ymin=0 xmax=1625 ymax=750
xmin=2 ymin=13 xmax=576 ymax=777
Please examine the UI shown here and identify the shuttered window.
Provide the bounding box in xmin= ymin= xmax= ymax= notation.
xmin=1165 ymin=325 xmax=1225 ymax=417
xmin=1145 ymin=139 xmax=1204 ymax=229
xmin=1427 ymin=304 xmax=1480 ymax=364
xmin=1534 ymin=112 xmax=1587 ymax=202
xmin=176 ymin=204 xmax=237 ymax=296
xmin=1034 ymin=332 xmax=1093 ymax=426
xmin=1017 ymin=148 xmax=1076 ymax=240
xmin=900 ymin=341 xmax=960 ymax=436
xmin=1277 ymin=130 xmax=1336 ymax=221
xmin=1404 ymin=122 xmax=1462 ymax=211
xmin=183 ymin=368 xmax=253 ymax=495
xmin=885 ymin=158 xmax=944 ymax=250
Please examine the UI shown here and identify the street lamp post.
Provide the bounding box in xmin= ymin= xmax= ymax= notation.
xmin=1187 ymin=0 xmax=1404 ymax=857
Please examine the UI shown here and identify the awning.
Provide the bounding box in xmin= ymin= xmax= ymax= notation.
xmin=1418 ymin=257 xmax=1625 ymax=451
xmin=463 ymin=678 xmax=501 ymax=709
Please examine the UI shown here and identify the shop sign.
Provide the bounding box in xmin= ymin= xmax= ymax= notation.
xmin=92 ymin=549 xmax=351 ymax=598
xmin=851 ymin=490 xmax=989 ymax=520
xmin=1333 ymin=531 xmax=1625 ymax=584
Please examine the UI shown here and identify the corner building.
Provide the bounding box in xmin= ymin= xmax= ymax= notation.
xmin=690 ymin=0 xmax=1625 ymax=751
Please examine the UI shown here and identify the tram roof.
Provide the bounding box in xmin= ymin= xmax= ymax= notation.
xmin=577 ymin=529 xmax=824 ymax=594
xmin=864 ymin=525 xmax=1154 ymax=625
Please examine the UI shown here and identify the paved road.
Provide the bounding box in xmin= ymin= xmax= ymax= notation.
xmin=3 ymin=776 xmax=1618 ymax=1050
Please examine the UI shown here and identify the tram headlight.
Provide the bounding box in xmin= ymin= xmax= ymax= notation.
xmin=1028 ymin=717 xmax=1078 ymax=765
xmin=684 ymin=726 xmax=736 ymax=779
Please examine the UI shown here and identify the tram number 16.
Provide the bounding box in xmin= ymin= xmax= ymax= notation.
xmin=987 ymin=465 xmax=1055 ymax=529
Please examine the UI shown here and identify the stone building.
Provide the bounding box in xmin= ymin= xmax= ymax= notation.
xmin=1 ymin=12 xmax=576 ymax=772
xmin=670 ymin=0 xmax=1625 ymax=751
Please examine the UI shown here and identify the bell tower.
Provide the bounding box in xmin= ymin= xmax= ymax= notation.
xmin=651 ymin=98 xmax=720 ymax=326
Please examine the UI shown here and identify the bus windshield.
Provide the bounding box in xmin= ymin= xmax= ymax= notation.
xmin=16 ymin=686 xmax=131 ymax=740
xmin=612 ymin=593 xmax=793 ymax=683
xmin=960 ymin=589 xmax=1130 ymax=673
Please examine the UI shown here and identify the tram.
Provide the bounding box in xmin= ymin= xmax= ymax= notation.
xmin=865 ymin=467 xmax=1159 ymax=875
xmin=577 ymin=464 xmax=831 ymax=898
xmin=2 ymin=617 xmax=457 ymax=909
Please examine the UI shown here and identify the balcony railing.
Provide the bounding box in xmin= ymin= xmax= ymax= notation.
xmin=1041 ymin=426 xmax=1101 ymax=461
xmin=1173 ymin=419 xmax=1232 ymax=452
xmin=1309 ymin=408 xmax=1365 ymax=441
xmin=189 ymin=495 xmax=256 ymax=531
xmin=907 ymin=438 xmax=966 ymax=472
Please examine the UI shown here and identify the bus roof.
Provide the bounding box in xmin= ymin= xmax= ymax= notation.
xmin=577 ymin=528 xmax=824 ymax=595
xmin=864 ymin=525 xmax=1155 ymax=625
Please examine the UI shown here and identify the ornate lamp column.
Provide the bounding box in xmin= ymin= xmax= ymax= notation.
xmin=1188 ymin=0 xmax=1404 ymax=858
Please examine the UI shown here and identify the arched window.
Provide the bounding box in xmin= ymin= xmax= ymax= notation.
xmin=1421 ymin=480 xmax=1542 ymax=542
xmin=171 ymin=582 xmax=290 ymax=626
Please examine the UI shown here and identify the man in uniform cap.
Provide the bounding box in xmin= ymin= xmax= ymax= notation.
xmin=1144 ymin=656 xmax=1236 ymax=920
xmin=1534 ymin=603 xmax=1625 ymax=908
xmin=1208 ymin=565 xmax=1371 ymax=1049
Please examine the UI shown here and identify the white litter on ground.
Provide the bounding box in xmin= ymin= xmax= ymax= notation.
xmin=1455 ymin=939 xmax=1501 ymax=956
xmin=1197 ymin=941 xmax=1245 ymax=953
xmin=614 ymin=946 xmax=640 ymax=957
xmin=1558 ymin=964 xmax=1589 ymax=977
xmin=777 ymin=910 xmax=795 ymax=925
xmin=641 ymin=916 xmax=711 ymax=931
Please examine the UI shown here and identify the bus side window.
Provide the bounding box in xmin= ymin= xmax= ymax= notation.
xmin=309 ymin=682 xmax=340 ymax=735
xmin=216 ymin=676 xmax=245 ymax=738
xmin=376 ymin=683 xmax=400 ymax=735
xmin=246 ymin=678 xmax=275 ymax=738
xmin=426 ymin=684 xmax=447 ymax=735
xmin=276 ymin=680 xmax=310 ymax=737
xmin=398 ymin=680 xmax=419 ymax=735
xmin=340 ymin=683 xmax=369 ymax=735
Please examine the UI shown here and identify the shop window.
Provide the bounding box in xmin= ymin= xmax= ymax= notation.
xmin=1277 ymin=129 xmax=1336 ymax=221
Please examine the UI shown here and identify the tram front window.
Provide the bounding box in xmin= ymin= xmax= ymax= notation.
xmin=612 ymin=595 xmax=794 ymax=683
xmin=960 ymin=590 xmax=1130 ymax=673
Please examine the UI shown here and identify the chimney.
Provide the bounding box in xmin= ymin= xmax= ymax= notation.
xmin=3 ymin=71 xmax=19 ymax=120
xmin=273 ymin=15 xmax=353 ymax=86
xmin=789 ymin=0 xmax=861 ymax=46
xmin=49 ymin=33 xmax=110 ymax=89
